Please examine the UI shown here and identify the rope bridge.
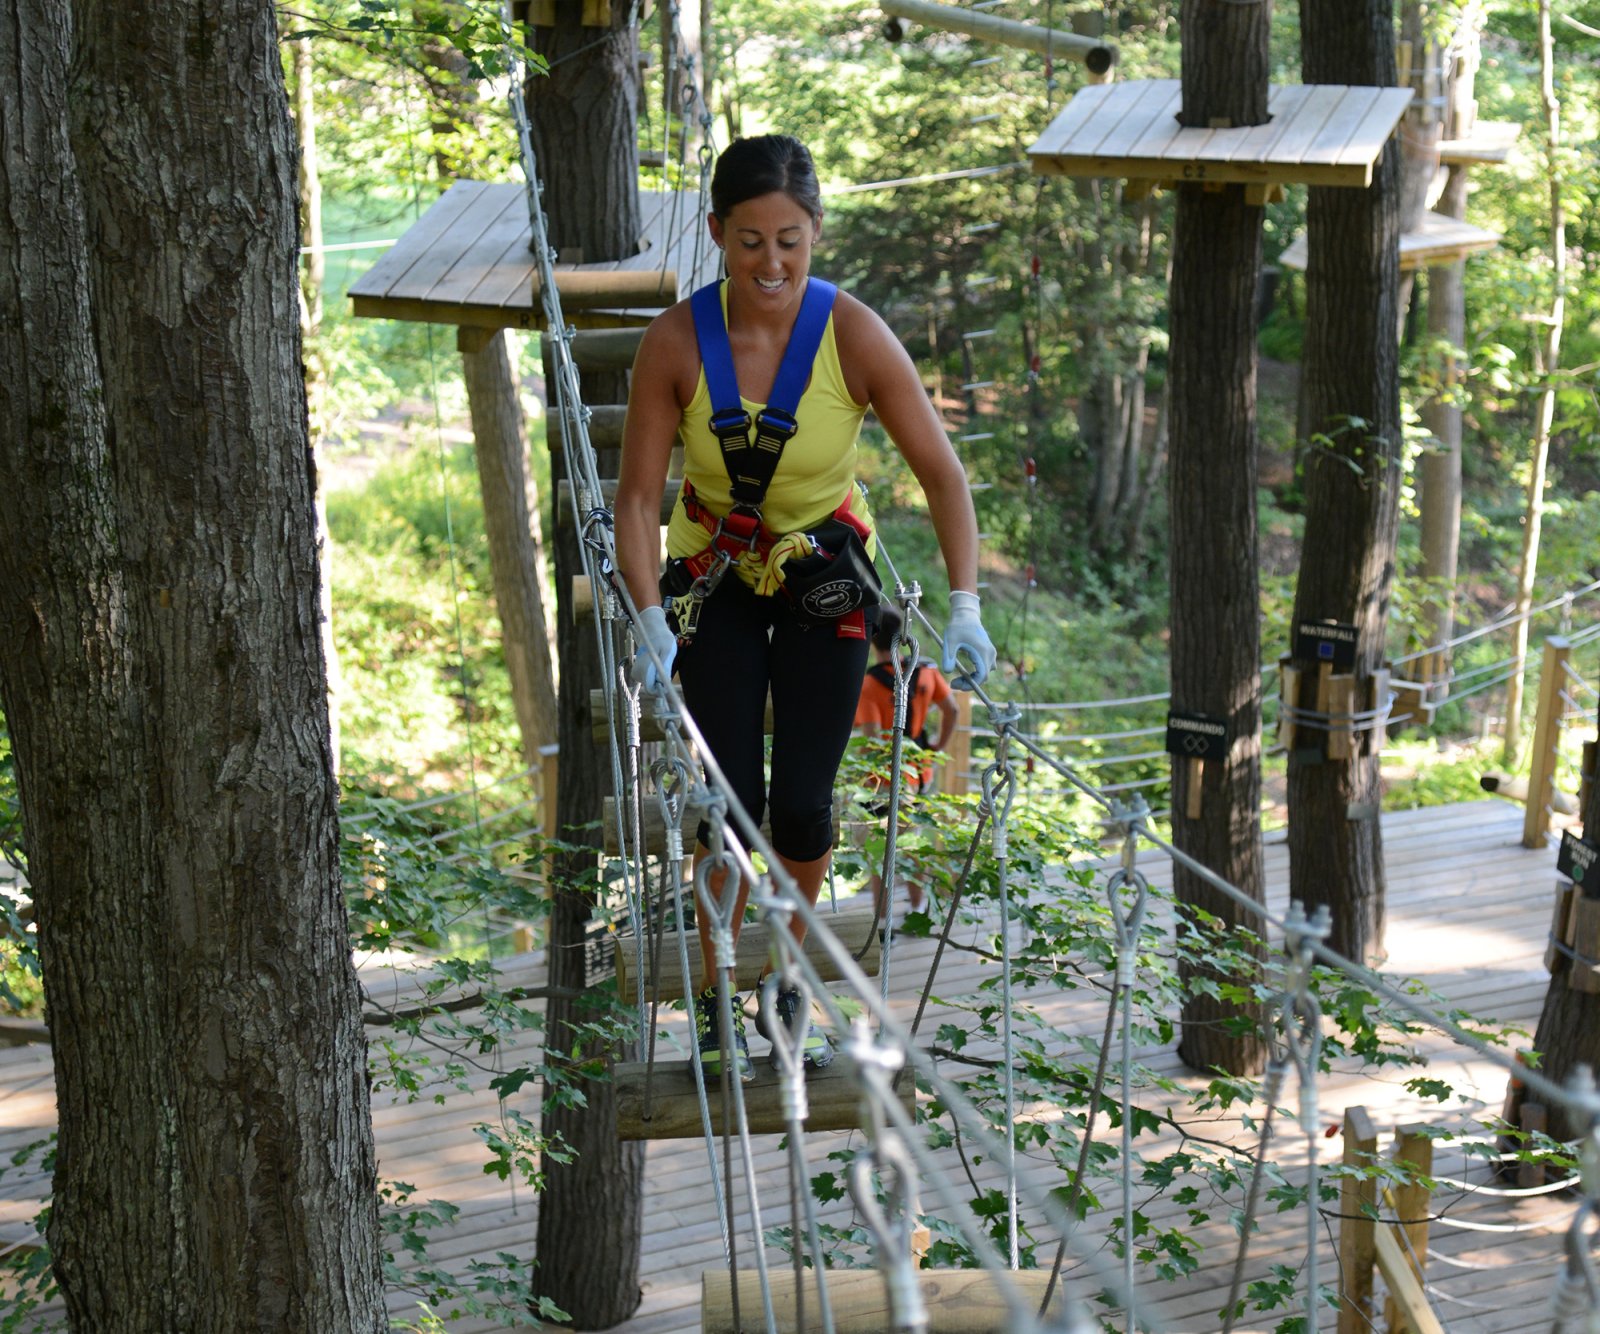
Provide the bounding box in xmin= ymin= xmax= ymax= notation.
xmin=498 ymin=10 xmax=1600 ymax=1333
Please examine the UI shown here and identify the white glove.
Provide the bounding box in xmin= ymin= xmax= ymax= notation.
xmin=941 ymin=590 xmax=996 ymax=690
xmin=630 ymin=605 xmax=678 ymax=695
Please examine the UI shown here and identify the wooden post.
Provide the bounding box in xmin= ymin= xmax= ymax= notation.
xmin=1518 ymin=1103 xmax=1548 ymax=1188
xmin=1337 ymin=1106 xmax=1379 ymax=1334
xmin=1522 ymin=636 xmax=1572 ymax=848
xmin=1566 ymin=895 xmax=1600 ymax=994
xmin=1278 ymin=659 xmax=1301 ymax=750
xmin=1185 ymin=757 xmax=1205 ymax=818
xmin=1547 ymin=883 xmax=1577 ymax=973
xmin=944 ymin=693 xmax=974 ymax=796
xmin=1328 ymin=673 xmax=1356 ymax=760
xmin=1384 ymin=1125 xmax=1433 ymax=1334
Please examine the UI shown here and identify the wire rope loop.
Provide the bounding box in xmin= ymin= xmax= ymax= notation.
xmin=1556 ymin=1199 xmax=1600 ymax=1327
xmin=694 ymin=851 xmax=741 ymax=971
xmin=979 ymin=746 xmax=1020 ymax=862
xmin=761 ymin=971 xmax=812 ymax=1125
xmin=652 ymin=757 xmax=691 ymax=864
xmin=847 ymin=1131 xmax=927 ymax=1333
xmin=619 ymin=663 xmax=643 ymax=751
xmin=1277 ymin=903 xmax=1330 ymax=1124
xmin=1103 ymin=867 xmax=1149 ymax=991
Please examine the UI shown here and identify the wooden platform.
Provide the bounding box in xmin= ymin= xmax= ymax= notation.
xmin=616 ymin=1050 xmax=911 ymax=1140
xmin=1027 ymin=79 xmax=1415 ymax=191
xmin=348 ymin=182 xmax=721 ymax=332
xmin=0 ymin=800 xmax=1580 ymax=1332
xmin=1280 ymin=208 xmax=1501 ymax=272
xmin=1438 ymin=119 xmax=1522 ymax=165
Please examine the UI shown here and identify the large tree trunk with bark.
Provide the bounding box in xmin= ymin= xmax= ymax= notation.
xmin=1286 ymin=0 xmax=1402 ymax=965
xmin=0 ymin=2 xmax=385 ymax=1328
xmin=1531 ymin=731 xmax=1600 ymax=1143
xmin=528 ymin=5 xmax=646 ymax=1326
xmin=1167 ymin=0 xmax=1271 ymax=1077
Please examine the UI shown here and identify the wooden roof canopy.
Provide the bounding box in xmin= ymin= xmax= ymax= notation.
xmin=347 ymin=182 xmax=720 ymax=340
xmin=1027 ymin=79 xmax=1415 ymax=202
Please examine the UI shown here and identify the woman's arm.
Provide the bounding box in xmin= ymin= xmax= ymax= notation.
xmin=615 ymin=303 xmax=697 ymax=612
xmin=835 ymin=294 xmax=980 ymax=595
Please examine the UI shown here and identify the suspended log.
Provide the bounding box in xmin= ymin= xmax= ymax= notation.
xmin=570 ymin=326 xmax=647 ymax=371
xmin=613 ymin=897 xmax=880 ymax=1003
xmin=880 ymin=0 xmax=1113 ymax=72
xmin=552 ymin=404 xmax=627 ymax=452
xmin=615 ymin=1050 xmax=912 ymax=1140
xmin=701 ymin=1268 xmax=1068 ymax=1333
xmin=557 ymin=479 xmax=678 ymax=529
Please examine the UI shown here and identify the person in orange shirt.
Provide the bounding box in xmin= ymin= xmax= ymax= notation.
xmin=854 ymin=605 xmax=958 ymax=914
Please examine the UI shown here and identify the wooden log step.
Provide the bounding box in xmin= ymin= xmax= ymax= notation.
xmin=602 ymin=793 xmax=697 ymax=856
xmin=553 ymin=404 xmax=626 ymax=451
xmin=616 ymin=1050 xmax=911 ymax=1140
xmin=589 ymin=688 xmax=772 ymax=742
xmin=569 ymin=326 xmax=647 ymax=372
xmin=613 ymin=897 xmax=880 ymax=1002
xmin=701 ymin=1267 xmax=1068 ymax=1332
xmin=557 ymin=478 xmax=679 ymax=528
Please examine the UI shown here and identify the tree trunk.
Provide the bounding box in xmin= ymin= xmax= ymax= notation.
xmin=528 ymin=5 xmax=646 ymax=1326
xmin=1418 ymin=167 xmax=1467 ymax=683
xmin=1417 ymin=13 xmax=1484 ymax=685
xmin=1531 ymin=726 xmax=1600 ymax=1143
xmin=1286 ymin=0 xmax=1403 ymax=965
xmin=1503 ymin=0 xmax=1566 ymax=768
xmin=1394 ymin=3 xmax=1442 ymax=329
xmin=0 ymin=1 xmax=385 ymax=1327
xmin=463 ymin=332 xmax=561 ymax=758
xmin=1168 ymin=0 xmax=1271 ymax=1077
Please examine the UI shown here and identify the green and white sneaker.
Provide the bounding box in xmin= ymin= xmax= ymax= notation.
xmin=756 ymin=985 xmax=835 ymax=1070
xmin=690 ymin=987 xmax=754 ymax=1085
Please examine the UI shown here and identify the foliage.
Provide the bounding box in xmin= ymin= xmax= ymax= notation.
xmin=772 ymin=782 xmax=1530 ymax=1330
xmin=327 ymin=438 xmax=528 ymax=793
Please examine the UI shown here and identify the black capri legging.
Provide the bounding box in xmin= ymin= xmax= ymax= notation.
xmin=675 ymin=575 xmax=872 ymax=863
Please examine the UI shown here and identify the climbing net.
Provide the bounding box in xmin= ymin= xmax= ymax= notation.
xmin=500 ymin=11 xmax=1600 ymax=1333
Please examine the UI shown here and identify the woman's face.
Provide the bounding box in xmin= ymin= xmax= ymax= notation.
xmin=708 ymin=190 xmax=822 ymax=316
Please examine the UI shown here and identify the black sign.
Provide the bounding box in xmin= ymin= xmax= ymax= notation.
xmin=1558 ymin=830 xmax=1600 ymax=896
xmin=1295 ymin=619 xmax=1358 ymax=669
xmin=584 ymin=918 xmax=616 ymax=986
xmin=1165 ymin=710 xmax=1228 ymax=761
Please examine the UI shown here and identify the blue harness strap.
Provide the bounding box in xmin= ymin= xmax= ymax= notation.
xmin=689 ymin=277 xmax=838 ymax=510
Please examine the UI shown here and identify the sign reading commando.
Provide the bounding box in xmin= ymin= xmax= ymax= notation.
xmin=1165 ymin=711 xmax=1228 ymax=761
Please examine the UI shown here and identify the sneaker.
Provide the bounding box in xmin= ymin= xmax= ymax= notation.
xmin=755 ymin=984 xmax=835 ymax=1070
xmin=690 ymin=986 xmax=754 ymax=1085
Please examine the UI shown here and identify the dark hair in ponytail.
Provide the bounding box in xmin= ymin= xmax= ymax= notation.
xmin=710 ymin=135 xmax=823 ymax=220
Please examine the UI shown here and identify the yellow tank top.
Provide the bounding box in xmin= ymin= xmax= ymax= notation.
xmin=667 ymin=280 xmax=875 ymax=590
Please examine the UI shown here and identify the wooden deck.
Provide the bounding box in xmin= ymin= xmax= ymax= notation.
xmin=0 ymin=799 xmax=1579 ymax=1330
xmin=348 ymin=182 xmax=721 ymax=332
xmin=1027 ymin=80 xmax=1415 ymax=190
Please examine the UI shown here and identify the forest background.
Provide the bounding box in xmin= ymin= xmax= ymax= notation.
xmin=186 ymin=0 xmax=1600 ymax=827
xmin=0 ymin=0 xmax=1597 ymax=1326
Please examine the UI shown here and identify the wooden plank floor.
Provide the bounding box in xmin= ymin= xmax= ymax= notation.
xmin=0 ymin=799 xmax=1580 ymax=1331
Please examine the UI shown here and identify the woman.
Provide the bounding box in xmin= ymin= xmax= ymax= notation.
xmin=615 ymin=134 xmax=995 ymax=1085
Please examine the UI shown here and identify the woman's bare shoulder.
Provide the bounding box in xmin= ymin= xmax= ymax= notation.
xmin=631 ymin=299 xmax=701 ymax=404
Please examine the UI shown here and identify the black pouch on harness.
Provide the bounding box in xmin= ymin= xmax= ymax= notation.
xmin=779 ymin=519 xmax=883 ymax=625
xmin=659 ymin=557 xmax=697 ymax=599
